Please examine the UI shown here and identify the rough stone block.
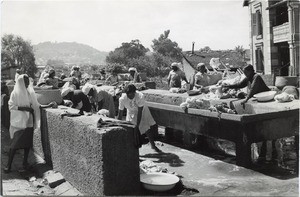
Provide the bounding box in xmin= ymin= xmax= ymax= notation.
xmin=60 ymin=187 xmax=82 ymax=196
xmin=45 ymin=172 xmax=65 ymax=188
xmin=44 ymin=107 xmax=140 ymax=196
xmin=33 ymin=109 xmax=53 ymax=167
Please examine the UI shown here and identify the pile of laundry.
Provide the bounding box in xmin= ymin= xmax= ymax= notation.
xmin=180 ymin=97 xmax=210 ymax=111
xmin=208 ymin=103 xmax=237 ymax=114
xmin=139 ymin=160 xmax=178 ymax=175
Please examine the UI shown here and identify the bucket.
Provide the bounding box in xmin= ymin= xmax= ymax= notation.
xmin=275 ymin=76 xmax=298 ymax=90
xmin=34 ymin=89 xmax=63 ymax=105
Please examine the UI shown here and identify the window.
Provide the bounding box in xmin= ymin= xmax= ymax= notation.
xmin=255 ymin=48 xmax=264 ymax=73
xmin=256 ymin=10 xmax=263 ymax=36
xmin=252 ymin=3 xmax=263 ymax=39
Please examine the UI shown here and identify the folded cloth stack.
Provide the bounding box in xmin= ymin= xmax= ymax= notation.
xmin=274 ymin=92 xmax=295 ymax=103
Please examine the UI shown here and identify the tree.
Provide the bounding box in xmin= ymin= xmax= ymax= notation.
xmin=234 ymin=45 xmax=245 ymax=57
xmin=1 ymin=34 xmax=37 ymax=78
xmin=199 ymin=46 xmax=212 ymax=53
xmin=106 ymin=39 xmax=149 ymax=66
xmin=152 ymin=30 xmax=182 ymax=61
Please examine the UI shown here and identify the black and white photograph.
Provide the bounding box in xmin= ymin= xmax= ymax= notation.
xmin=0 ymin=0 xmax=299 ymax=196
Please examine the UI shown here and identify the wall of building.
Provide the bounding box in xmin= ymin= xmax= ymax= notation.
xmin=248 ymin=0 xmax=273 ymax=75
xmin=182 ymin=58 xmax=196 ymax=84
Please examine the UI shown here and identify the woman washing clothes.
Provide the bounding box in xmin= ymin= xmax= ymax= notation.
xmin=167 ymin=62 xmax=188 ymax=88
xmin=4 ymin=74 xmax=54 ymax=173
xmin=45 ymin=69 xmax=59 ymax=89
xmin=82 ymin=83 xmax=115 ymax=118
xmin=118 ymin=84 xmax=159 ymax=151
xmin=128 ymin=67 xmax=141 ymax=83
xmin=222 ymin=64 xmax=269 ymax=106
xmin=61 ymin=87 xmax=92 ymax=115
xmin=193 ymin=63 xmax=210 ymax=91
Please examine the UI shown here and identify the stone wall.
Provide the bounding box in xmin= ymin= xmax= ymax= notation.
xmin=34 ymin=107 xmax=140 ymax=196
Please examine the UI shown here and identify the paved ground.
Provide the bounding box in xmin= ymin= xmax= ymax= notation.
xmin=1 ymin=126 xmax=55 ymax=196
xmin=1 ymin=126 xmax=82 ymax=196
xmin=139 ymin=132 xmax=299 ymax=196
xmin=1 ymin=125 xmax=298 ymax=196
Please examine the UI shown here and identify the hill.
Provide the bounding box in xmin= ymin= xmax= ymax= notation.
xmin=33 ymin=42 xmax=108 ymax=66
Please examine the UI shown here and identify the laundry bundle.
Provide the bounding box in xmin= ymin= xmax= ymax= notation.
xmin=274 ymin=92 xmax=295 ymax=103
xmin=180 ymin=97 xmax=210 ymax=110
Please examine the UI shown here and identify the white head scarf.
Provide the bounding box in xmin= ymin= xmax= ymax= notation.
xmin=128 ymin=67 xmax=137 ymax=72
xmin=82 ymin=83 xmax=95 ymax=95
xmin=61 ymin=87 xmax=74 ymax=97
xmin=11 ymin=74 xmax=41 ymax=129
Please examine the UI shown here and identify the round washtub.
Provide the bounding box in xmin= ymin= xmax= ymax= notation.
xmin=275 ymin=76 xmax=299 ymax=90
xmin=253 ymin=90 xmax=277 ymax=102
xmin=34 ymin=89 xmax=63 ymax=105
xmin=140 ymin=173 xmax=180 ymax=192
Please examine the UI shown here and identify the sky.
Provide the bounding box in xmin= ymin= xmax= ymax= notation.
xmin=1 ymin=0 xmax=250 ymax=52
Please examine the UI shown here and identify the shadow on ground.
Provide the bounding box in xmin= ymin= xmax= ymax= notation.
xmin=157 ymin=132 xmax=299 ymax=180
xmin=140 ymin=151 xmax=185 ymax=167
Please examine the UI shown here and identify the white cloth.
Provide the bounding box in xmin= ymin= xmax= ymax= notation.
xmin=61 ymin=87 xmax=74 ymax=97
xmin=8 ymin=74 xmax=40 ymax=138
xmin=129 ymin=67 xmax=137 ymax=72
xmin=82 ymin=83 xmax=95 ymax=95
xmin=138 ymin=105 xmax=156 ymax=135
xmin=119 ymin=91 xmax=145 ymax=125
xmin=14 ymin=73 xmax=20 ymax=82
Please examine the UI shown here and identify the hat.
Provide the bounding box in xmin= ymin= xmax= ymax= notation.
xmin=243 ymin=64 xmax=254 ymax=72
xmin=61 ymin=87 xmax=74 ymax=97
xmin=197 ymin=63 xmax=205 ymax=69
xmin=128 ymin=67 xmax=137 ymax=72
xmin=82 ymin=83 xmax=94 ymax=95
xmin=171 ymin=62 xmax=179 ymax=68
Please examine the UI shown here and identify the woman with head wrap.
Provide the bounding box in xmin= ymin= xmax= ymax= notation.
xmin=45 ymin=69 xmax=59 ymax=89
xmin=82 ymin=83 xmax=115 ymax=118
xmin=128 ymin=67 xmax=141 ymax=83
xmin=105 ymin=69 xmax=119 ymax=85
xmin=61 ymin=87 xmax=91 ymax=115
xmin=70 ymin=66 xmax=82 ymax=81
xmin=222 ymin=64 xmax=270 ymax=106
xmin=167 ymin=62 xmax=188 ymax=88
xmin=62 ymin=76 xmax=78 ymax=90
xmin=4 ymin=74 xmax=54 ymax=173
xmin=194 ymin=63 xmax=210 ymax=90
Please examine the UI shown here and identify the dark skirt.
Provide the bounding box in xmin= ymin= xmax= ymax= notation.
xmin=1 ymin=94 xmax=10 ymax=129
xmin=10 ymin=127 xmax=34 ymax=150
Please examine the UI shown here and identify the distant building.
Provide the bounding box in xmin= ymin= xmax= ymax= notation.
xmin=243 ymin=0 xmax=299 ymax=76
xmin=181 ymin=50 xmax=246 ymax=84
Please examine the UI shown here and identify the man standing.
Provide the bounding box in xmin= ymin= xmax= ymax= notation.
xmin=118 ymin=84 xmax=159 ymax=151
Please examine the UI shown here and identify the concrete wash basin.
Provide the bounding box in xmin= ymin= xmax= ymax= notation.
xmin=141 ymin=89 xmax=299 ymax=167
